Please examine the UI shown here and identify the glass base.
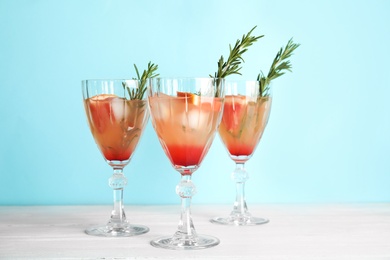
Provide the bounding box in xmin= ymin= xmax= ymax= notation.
xmin=210 ymin=215 xmax=269 ymax=226
xmin=85 ymin=224 xmax=149 ymax=237
xmin=150 ymin=234 xmax=220 ymax=250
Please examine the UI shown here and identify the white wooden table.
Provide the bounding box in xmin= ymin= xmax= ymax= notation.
xmin=0 ymin=204 xmax=389 ymax=259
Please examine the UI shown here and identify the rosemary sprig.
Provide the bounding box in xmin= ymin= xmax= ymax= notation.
xmin=123 ymin=61 xmax=159 ymax=100
xmin=210 ymin=26 xmax=263 ymax=96
xmin=211 ymin=26 xmax=263 ymax=79
xmin=257 ymin=38 xmax=300 ymax=97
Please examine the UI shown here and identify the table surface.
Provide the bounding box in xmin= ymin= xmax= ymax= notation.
xmin=0 ymin=204 xmax=389 ymax=259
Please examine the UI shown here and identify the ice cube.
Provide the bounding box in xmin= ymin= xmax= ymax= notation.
xmin=182 ymin=109 xmax=210 ymax=130
xmin=111 ymin=97 xmax=125 ymax=120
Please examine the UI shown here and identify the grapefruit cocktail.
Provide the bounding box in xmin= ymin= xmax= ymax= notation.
xmin=84 ymin=94 xmax=147 ymax=163
xmin=219 ymin=94 xmax=271 ymax=162
xmin=82 ymin=79 xmax=150 ymax=237
xmin=149 ymin=91 xmax=223 ymax=173
xmin=148 ymin=77 xmax=224 ymax=250
xmin=211 ymin=80 xmax=272 ymax=226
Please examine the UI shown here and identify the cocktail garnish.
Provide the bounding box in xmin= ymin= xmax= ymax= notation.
xmin=210 ymin=26 xmax=263 ymax=96
xmin=211 ymin=26 xmax=263 ymax=79
xmin=257 ymin=38 xmax=300 ymax=97
xmin=123 ymin=61 xmax=159 ymax=100
xmin=177 ymin=91 xmax=200 ymax=106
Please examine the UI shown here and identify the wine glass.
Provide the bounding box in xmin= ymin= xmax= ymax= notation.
xmin=148 ymin=77 xmax=225 ymax=250
xmin=82 ymin=79 xmax=150 ymax=237
xmin=211 ymin=79 xmax=272 ymax=226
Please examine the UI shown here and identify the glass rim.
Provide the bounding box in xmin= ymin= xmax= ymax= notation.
xmin=224 ymin=79 xmax=262 ymax=83
xmin=149 ymin=77 xmax=225 ymax=80
xmin=81 ymin=79 xmax=139 ymax=82
xmin=224 ymin=79 xmax=273 ymax=87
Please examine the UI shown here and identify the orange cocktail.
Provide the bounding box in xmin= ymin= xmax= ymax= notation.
xmin=219 ymin=94 xmax=272 ymax=161
xmin=148 ymin=77 xmax=224 ymax=250
xmin=148 ymin=92 xmax=223 ymax=172
xmin=84 ymin=94 xmax=147 ymax=163
xmin=82 ymin=79 xmax=150 ymax=237
xmin=211 ymin=80 xmax=272 ymax=226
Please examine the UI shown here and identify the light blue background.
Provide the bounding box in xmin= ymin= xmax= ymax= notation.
xmin=1 ymin=0 xmax=389 ymax=205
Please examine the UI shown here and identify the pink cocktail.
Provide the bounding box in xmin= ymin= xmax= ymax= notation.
xmin=84 ymin=94 xmax=147 ymax=163
xmin=148 ymin=78 xmax=224 ymax=250
xmin=219 ymin=94 xmax=271 ymax=161
xmin=211 ymin=80 xmax=272 ymax=226
xmin=82 ymin=79 xmax=149 ymax=237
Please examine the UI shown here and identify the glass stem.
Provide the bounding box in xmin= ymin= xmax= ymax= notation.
xmin=232 ymin=163 xmax=249 ymax=216
xmin=176 ymin=175 xmax=197 ymax=239
xmin=108 ymin=168 xmax=128 ymax=228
